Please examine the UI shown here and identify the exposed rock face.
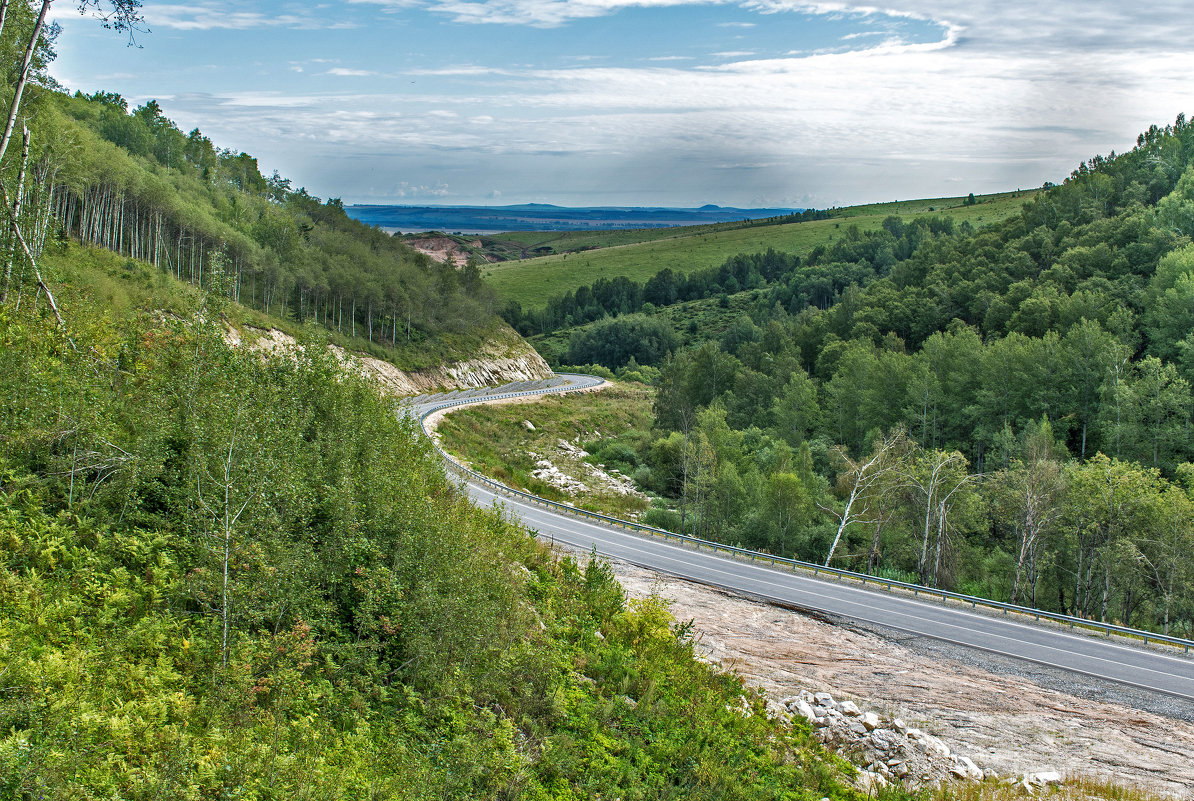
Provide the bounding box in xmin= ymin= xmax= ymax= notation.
xmin=351 ymin=345 xmax=552 ymax=396
xmin=230 ymin=323 xmax=553 ymax=396
xmin=404 ymin=236 xmax=486 ymax=266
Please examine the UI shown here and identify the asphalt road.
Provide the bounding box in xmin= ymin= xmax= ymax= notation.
xmin=412 ymin=375 xmax=1194 ymax=702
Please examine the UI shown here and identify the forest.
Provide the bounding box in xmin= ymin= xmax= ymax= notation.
xmin=1 ymin=3 xmax=495 ymax=370
xmin=519 ymin=117 xmax=1194 ymax=638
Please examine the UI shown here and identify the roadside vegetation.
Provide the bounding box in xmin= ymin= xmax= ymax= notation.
xmin=438 ymin=383 xmax=656 ymax=520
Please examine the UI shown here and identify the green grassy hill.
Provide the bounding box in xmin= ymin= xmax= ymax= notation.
xmin=5 ymin=85 xmax=502 ymax=373
xmin=485 ymin=190 xmax=1032 ymax=308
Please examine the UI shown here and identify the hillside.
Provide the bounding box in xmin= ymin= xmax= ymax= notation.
xmin=485 ymin=190 xmax=1030 ymax=308
xmin=454 ymin=117 xmax=1194 ymax=643
xmin=0 ymin=261 xmax=885 ymax=797
xmin=3 ymin=75 xmax=525 ymax=373
xmin=0 ymin=11 xmax=889 ymax=797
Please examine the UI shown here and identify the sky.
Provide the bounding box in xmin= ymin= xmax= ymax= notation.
xmin=49 ymin=0 xmax=1194 ymax=208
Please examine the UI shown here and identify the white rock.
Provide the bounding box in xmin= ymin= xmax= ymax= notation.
xmin=855 ymin=771 xmax=889 ymax=793
xmin=522 ymin=420 xmax=535 ymax=431
xmin=952 ymin=756 xmax=983 ymax=780
xmin=794 ymin=698 xmax=818 ymax=723
xmin=861 ymin=712 xmax=881 ymax=730
xmin=814 ymin=692 xmax=838 ymax=709
xmin=1031 ymin=771 xmax=1062 ymax=786
xmin=921 ymin=735 xmax=950 ymax=759
xmin=892 ymin=718 xmax=907 ymax=731
xmin=839 ymin=700 xmax=861 ymax=716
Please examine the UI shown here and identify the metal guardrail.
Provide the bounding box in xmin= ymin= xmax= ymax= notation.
xmin=419 ymin=375 xmax=1194 ymax=656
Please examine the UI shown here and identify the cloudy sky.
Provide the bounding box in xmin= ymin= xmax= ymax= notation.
xmin=51 ymin=0 xmax=1194 ymax=208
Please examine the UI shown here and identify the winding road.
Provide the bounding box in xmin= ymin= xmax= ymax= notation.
xmin=410 ymin=374 xmax=1194 ymax=702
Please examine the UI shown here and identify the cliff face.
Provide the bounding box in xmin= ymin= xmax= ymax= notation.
xmin=229 ymin=323 xmax=553 ymax=397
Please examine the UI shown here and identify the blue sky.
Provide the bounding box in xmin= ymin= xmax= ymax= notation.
xmin=51 ymin=0 xmax=1194 ymax=207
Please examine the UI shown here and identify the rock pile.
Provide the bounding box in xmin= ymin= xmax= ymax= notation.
xmin=529 ymin=456 xmax=588 ymax=495
xmin=769 ymin=690 xmax=985 ymax=790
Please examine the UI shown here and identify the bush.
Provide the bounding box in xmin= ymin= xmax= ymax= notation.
xmin=641 ymin=507 xmax=682 ymax=532
xmin=594 ymin=440 xmax=638 ymax=471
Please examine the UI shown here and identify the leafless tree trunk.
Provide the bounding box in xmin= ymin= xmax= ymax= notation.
xmin=0 ymin=0 xmax=49 ymax=168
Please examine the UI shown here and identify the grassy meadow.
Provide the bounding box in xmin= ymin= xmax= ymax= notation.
xmin=485 ymin=190 xmax=1034 ymax=307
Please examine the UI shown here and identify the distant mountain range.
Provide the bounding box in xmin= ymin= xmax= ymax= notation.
xmin=345 ymin=203 xmax=800 ymax=233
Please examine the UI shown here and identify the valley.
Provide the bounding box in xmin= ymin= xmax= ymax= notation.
xmin=4 ymin=2 xmax=1194 ymax=797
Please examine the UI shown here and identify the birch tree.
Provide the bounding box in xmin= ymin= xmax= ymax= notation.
xmin=820 ymin=429 xmax=909 ymax=566
xmin=1 ymin=0 xmax=144 ymax=321
xmin=989 ymin=419 xmax=1066 ymax=606
xmin=906 ymin=448 xmax=976 ymax=586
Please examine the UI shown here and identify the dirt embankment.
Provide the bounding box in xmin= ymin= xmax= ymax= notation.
xmin=405 ymin=236 xmax=486 ymax=266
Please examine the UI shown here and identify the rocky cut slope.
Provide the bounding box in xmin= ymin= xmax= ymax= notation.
xmin=228 ymin=321 xmax=553 ymax=396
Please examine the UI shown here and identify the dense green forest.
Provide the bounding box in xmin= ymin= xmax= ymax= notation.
xmin=1 ymin=3 xmax=496 ymax=370
xmin=521 ymin=118 xmax=1194 ymax=637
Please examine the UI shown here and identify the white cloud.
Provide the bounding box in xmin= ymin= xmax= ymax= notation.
xmin=711 ymin=50 xmax=756 ymax=57
xmin=116 ymin=0 xmax=1194 ymax=205
xmin=142 ymin=3 xmax=349 ymax=30
xmin=327 ymin=67 xmax=378 ymax=76
xmin=406 ymin=65 xmax=517 ymax=76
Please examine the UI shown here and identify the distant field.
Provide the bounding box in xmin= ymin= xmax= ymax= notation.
xmin=485 ymin=190 xmax=1033 ymax=308
xmin=485 ymin=214 xmax=806 ymax=257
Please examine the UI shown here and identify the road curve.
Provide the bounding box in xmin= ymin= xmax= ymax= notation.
xmin=411 ymin=375 xmax=1194 ymax=702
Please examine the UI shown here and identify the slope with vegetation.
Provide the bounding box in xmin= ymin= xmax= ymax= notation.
xmin=486 ymin=191 xmax=1031 ymax=308
xmin=5 ymin=6 xmax=510 ymax=373
xmin=473 ymin=118 xmax=1194 ymax=640
xmin=0 ymin=275 xmax=876 ymax=798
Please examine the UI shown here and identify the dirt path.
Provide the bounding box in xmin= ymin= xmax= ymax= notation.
xmin=603 ymin=558 xmax=1194 ymax=798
